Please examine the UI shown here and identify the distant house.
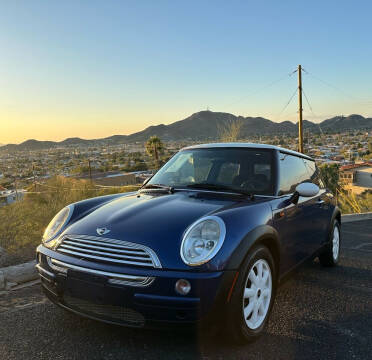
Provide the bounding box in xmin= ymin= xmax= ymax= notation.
xmin=94 ymin=172 xmax=137 ymax=187
xmin=75 ymin=171 xmax=138 ymax=187
xmin=340 ymin=162 xmax=372 ymax=194
xmin=0 ymin=187 xmax=25 ymax=207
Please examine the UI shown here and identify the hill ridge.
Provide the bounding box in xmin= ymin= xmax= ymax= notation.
xmin=1 ymin=111 xmax=371 ymax=152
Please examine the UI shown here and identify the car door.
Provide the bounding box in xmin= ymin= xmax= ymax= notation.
xmin=272 ymin=196 xmax=308 ymax=274
xmin=272 ymin=152 xmax=322 ymax=275
xmin=296 ymin=189 xmax=325 ymax=255
xmin=303 ymin=159 xmax=333 ymax=246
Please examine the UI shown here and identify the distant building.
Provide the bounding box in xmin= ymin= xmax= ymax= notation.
xmin=0 ymin=188 xmax=25 ymax=207
xmin=75 ymin=171 xmax=137 ymax=187
xmin=340 ymin=163 xmax=372 ymax=194
xmin=94 ymin=173 xmax=137 ymax=187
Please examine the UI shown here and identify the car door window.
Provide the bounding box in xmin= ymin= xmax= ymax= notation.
xmin=278 ymin=153 xmax=311 ymax=195
xmin=303 ymin=159 xmax=325 ymax=189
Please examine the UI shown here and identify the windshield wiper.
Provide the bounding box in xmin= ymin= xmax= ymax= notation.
xmin=186 ymin=183 xmax=254 ymax=199
xmin=140 ymin=183 xmax=174 ymax=194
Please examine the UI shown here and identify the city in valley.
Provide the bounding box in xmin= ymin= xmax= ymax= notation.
xmin=1 ymin=121 xmax=372 ymax=207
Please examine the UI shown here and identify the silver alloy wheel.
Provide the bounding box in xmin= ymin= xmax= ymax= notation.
xmin=332 ymin=226 xmax=340 ymax=261
xmin=242 ymin=259 xmax=272 ymax=330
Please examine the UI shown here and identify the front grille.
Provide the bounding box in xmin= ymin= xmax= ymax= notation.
xmin=63 ymin=295 xmax=145 ymax=327
xmin=47 ymin=257 xmax=155 ymax=287
xmin=56 ymin=234 xmax=161 ymax=268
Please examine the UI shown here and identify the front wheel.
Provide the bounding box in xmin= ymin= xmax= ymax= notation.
xmin=225 ymin=245 xmax=277 ymax=344
xmin=319 ymin=220 xmax=341 ymax=266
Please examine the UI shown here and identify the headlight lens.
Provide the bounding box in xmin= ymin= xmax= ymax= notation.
xmin=180 ymin=216 xmax=226 ymax=266
xmin=42 ymin=205 xmax=73 ymax=243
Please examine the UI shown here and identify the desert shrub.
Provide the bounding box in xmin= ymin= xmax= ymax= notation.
xmin=338 ymin=190 xmax=372 ymax=214
xmin=218 ymin=119 xmax=243 ymax=142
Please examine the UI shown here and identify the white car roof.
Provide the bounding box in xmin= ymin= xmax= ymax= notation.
xmin=181 ymin=142 xmax=314 ymax=161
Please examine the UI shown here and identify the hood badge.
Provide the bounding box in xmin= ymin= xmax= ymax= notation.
xmin=96 ymin=227 xmax=110 ymax=236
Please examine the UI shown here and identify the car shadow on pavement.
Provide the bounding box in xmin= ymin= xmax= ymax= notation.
xmin=36 ymin=255 xmax=371 ymax=360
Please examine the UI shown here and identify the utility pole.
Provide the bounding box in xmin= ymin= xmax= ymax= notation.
xmin=14 ymin=179 xmax=18 ymax=201
xmin=32 ymin=164 xmax=36 ymax=192
xmin=298 ymin=64 xmax=304 ymax=153
xmin=88 ymin=159 xmax=92 ymax=182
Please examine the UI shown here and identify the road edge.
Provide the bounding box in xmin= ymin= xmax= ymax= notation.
xmin=341 ymin=212 xmax=372 ymax=223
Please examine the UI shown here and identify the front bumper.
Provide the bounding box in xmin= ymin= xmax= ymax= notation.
xmin=36 ymin=245 xmax=236 ymax=328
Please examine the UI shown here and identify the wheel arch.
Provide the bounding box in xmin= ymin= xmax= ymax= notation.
xmin=226 ymin=225 xmax=281 ymax=276
xmin=255 ymin=236 xmax=280 ymax=277
xmin=334 ymin=208 xmax=341 ymax=224
xmin=328 ymin=206 xmax=341 ymax=235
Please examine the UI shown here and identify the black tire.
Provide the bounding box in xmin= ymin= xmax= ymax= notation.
xmin=319 ymin=219 xmax=341 ymax=267
xmin=224 ymin=245 xmax=277 ymax=344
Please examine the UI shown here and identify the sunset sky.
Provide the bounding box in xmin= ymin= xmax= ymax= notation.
xmin=1 ymin=0 xmax=372 ymax=144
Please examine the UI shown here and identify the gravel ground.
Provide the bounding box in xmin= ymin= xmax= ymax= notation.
xmin=0 ymin=220 xmax=371 ymax=360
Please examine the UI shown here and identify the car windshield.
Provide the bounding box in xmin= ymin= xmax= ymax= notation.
xmin=147 ymin=147 xmax=275 ymax=195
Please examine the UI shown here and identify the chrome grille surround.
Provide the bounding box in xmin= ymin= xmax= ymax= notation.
xmin=55 ymin=234 xmax=162 ymax=268
xmin=47 ymin=257 xmax=155 ymax=287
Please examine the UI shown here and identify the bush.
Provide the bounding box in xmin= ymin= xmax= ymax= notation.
xmin=0 ymin=176 xmax=139 ymax=265
xmin=338 ymin=190 xmax=372 ymax=214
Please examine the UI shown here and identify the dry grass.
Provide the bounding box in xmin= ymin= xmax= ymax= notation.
xmin=0 ymin=176 xmax=139 ymax=266
xmin=337 ymin=189 xmax=372 ymax=214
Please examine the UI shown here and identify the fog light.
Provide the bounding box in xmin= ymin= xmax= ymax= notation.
xmin=175 ymin=279 xmax=191 ymax=295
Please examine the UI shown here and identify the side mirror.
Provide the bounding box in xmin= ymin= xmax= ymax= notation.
xmin=295 ymin=182 xmax=319 ymax=197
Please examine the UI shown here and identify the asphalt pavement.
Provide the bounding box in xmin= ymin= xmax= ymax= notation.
xmin=1 ymin=220 xmax=371 ymax=360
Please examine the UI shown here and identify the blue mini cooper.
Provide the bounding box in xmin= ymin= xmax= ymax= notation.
xmin=36 ymin=143 xmax=341 ymax=343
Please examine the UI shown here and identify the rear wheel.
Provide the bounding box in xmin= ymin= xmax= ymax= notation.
xmin=225 ymin=245 xmax=276 ymax=344
xmin=319 ymin=220 xmax=341 ymax=266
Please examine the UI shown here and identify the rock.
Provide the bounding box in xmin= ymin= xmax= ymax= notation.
xmin=5 ymin=281 xmax=17 ymax=290
xmin=0 ymin=247 xmax=8 ymax=268
xmin=0 ymin=246 xmax=6 ymax=256
xmin=1 ymin=260 xmax=37 ymax=284
xmin=0 ymin=271 xmax=4 ymax=290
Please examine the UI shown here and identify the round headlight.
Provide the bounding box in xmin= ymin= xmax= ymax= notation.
xmin=43 ymin=205 xmax=73 ymax=244
xmin=180 ymin=216 xmax=226 ymax=266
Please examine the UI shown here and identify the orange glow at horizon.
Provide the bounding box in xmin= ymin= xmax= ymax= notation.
xmin=0 ymin=110 xmax=179 ymax=144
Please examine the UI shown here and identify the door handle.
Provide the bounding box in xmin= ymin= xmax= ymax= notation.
xmin=317 ymin=199 xmax=325 ymax=206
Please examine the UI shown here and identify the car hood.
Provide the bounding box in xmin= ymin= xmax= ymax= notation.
xmin=63 ymin=191 xmax=265 ymax=270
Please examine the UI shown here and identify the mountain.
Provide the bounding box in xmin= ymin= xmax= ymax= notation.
xmin=1 ymin=112 xmax=371 ymax=152
xmin=316 ymin=114 xmax=372 ymax=131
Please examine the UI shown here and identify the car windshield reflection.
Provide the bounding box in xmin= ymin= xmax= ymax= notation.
xmin=147 ymin=148 xmax=275 ymax=195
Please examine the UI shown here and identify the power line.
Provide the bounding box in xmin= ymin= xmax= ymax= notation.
xmin=302 ymin=88 xmax=324 ymax=135
xmin=302 ymin=88 xmax=314 ymax=114
xmin=223 ymin=72 xmax=295 ymax=108
xmin=305 ymin=71 xmax=372 ymax=105
xmin=276 ymin=87 xmax=298 ymax=120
